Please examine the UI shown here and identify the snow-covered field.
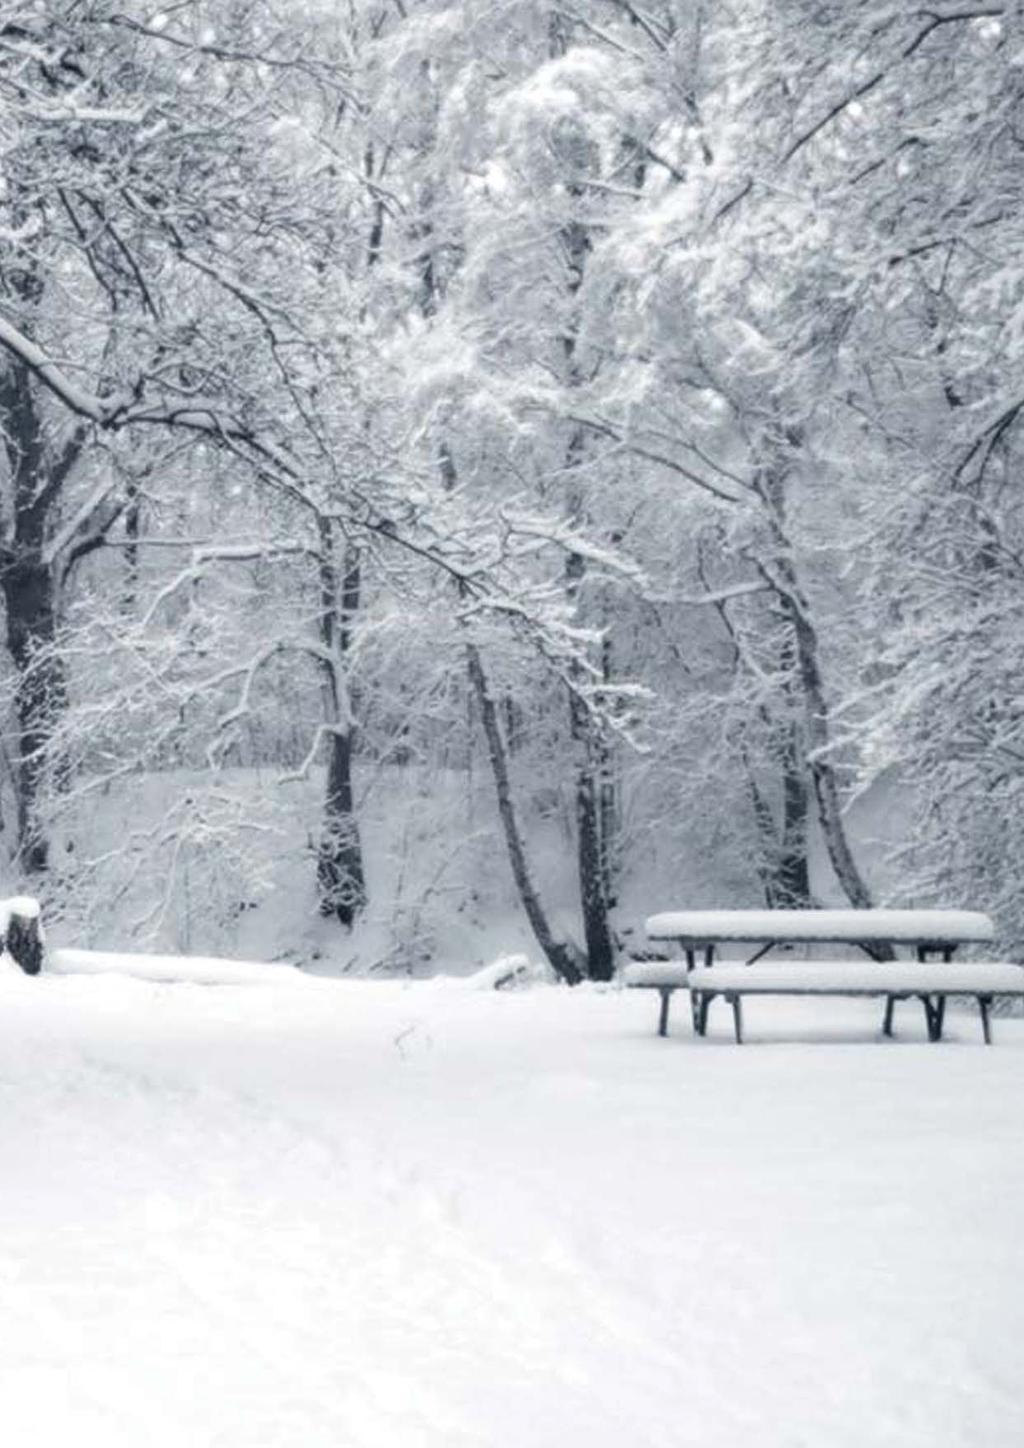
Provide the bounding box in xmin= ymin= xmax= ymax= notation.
xmin=2 ymin=960 xmax=1022 ymax=1448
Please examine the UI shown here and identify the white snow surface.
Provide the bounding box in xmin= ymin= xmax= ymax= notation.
xmin=2 ymin=964 xmax=1023 ymax=1447
xmin=645 ymin=907 xmax=995 ymax=943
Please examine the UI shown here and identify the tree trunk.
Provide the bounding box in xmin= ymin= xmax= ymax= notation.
xmin=597 ymin=636 xmax=618 ymax=912
xmin=318 ymin=723 xmax=366 ymax=927
xmin=123 ymin=476 xmax=141 ymax=612
xmin=2 ymin=557 xmax=66 ymax=873
xmin=784 ymin=592 xmax=872 ymax=909
xmin=315 ymin=523 xmax=367 ymax=926
xmin=774 ymin=717 xmax=811 ymax=906
xmin=758 ymin=445 xmax=870 ymax=912
xmin=562 ymin=427 xmax=615 ymax=978
xmin=569 ymin=683 xmax=615 ymax=980
xmin=0 ymin=353 xmax=80 ymax=874
xmin=466 ymin=639 xmax=584 ymax=985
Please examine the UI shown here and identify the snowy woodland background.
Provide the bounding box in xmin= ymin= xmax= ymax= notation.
xmin=1 ymin=0 xmax=1022 ymax=972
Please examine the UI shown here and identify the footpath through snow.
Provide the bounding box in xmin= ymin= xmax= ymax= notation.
xmin=1 ymin=962 xmax=1022 ymax=1448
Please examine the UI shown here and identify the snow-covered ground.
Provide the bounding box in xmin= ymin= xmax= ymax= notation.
xmin=2 ymin=960 xmax=1021 ymax=1447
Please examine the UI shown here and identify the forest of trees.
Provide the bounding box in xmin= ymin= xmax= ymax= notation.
xmin=0 ymin=1 xmax=1021 ymax=973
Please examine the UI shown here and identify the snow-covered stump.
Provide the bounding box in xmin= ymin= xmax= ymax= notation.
xmin=2 ymin=896 xmax=44 ymax=975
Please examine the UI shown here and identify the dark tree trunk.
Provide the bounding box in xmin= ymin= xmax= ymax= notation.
xmin=317 ymin=724 xmax=366 ymax=927
xmin=569 ymin=684 xmax=615 ymax=981
xmin=597 ymin=634 xmax=618 ymax=912
xmin=2 ymin=557 xmax=66 ymax=872
xmin=774 ymin=717 xmax=811 ymax=906
xmin=315 ymin=523 xmax=367 ymax=926
xmin=0 ymin=352 xmax=80 ymax=873
xmin=123 ymin=476 xmax=141 ymax=612
xmin=466 ymin=639 xmax=584 ymax=985
xmin=561 ymin=410 xmax=616 ymax=978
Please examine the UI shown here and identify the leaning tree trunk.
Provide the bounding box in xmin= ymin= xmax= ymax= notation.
xmin=757 ymin=446 xmax=872 ymax=914
xmin=782 ymin=586 xmax=873 ymax=910
xmin=466 ymin=639 xmax=585 ymax=985
xmin=315 ymin=523 xmax=367 ymax=926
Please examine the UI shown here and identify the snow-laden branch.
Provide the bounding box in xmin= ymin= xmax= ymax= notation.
xmin=43 ymin=476 xmax=120 ymax=566
xmin=22 ymin=98 xmax=151 ymax=125
xmin=954 ymin=395 xmax=1024 ymax=486
xmin=661 ymin=580 xmax=772 ymax=608
xmin=709 ymin=6 xmax=1007 ymax=225
xmin=276 ymin=723 xmax=351 ymax=786
xmin=782 ymin=6 xmax=1006 ymax=165
xmin=190 ymin=542 xmax=317 ymax=566
xmin=0 ymin=314 xmax=126 ymax=423
xmin=0 ymin=309 xmax=648 ymax=656
xmin=0 ymin=308 xmax=310 ymax=475
xmin=103 ymin=12 xmax=354 ymax=87
xmin=207 ymin=642 xmax=290 ymax=757
xmin=138 ymin=543 xmax=318 ymax=628
xmin=201 ymin=636 xmax=343 ymax=770
xmin=500 ymin=509 xmax=648 ymax=587
xmin=567 ymin=412 xmax=751 ymax=504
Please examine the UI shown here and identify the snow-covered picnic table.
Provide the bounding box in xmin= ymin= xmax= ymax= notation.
xmin=625 ymin=908 xmax=1021 ymax=1043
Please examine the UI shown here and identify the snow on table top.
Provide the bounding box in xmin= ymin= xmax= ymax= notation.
xmin=645 ymin=908 xmax=995 ymax=943
xmin=683 ymin=961 xmax=1024 ymax=994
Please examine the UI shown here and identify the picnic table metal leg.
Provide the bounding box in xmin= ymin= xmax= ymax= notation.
xmin=920 ymin=995 xmax=945 ymax=1042
xmin=657 ymin=988 xmax=672 ymax=1038
xmin=729 ymin=993 xmax=743 ymax=1044
xmin=977 ymin=995 xmax=993 ymax=1045
xmin=933 ymin=995 xmax=947 ymax=1041
xmin=882 ymin=995 xmax=896 ymax=1037
xmin=696 ymin=991 xmax=712 ymax=1038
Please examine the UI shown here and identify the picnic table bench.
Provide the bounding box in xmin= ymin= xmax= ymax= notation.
xmin=624 ymin=908 xmax=1024 ymax=1044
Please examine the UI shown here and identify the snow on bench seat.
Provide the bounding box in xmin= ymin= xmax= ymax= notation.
xmin=685 ymin=961 xmax=1024 ymax=995
xmin=688 ymin=960 xmax=1024 ymax=1045
xmin=644 ymin=908 xmax=994 ymax=945
xmin=624 ymin=958 xmax=1024 ymax=1043
xmin=623 ymin=961 xmax=692 ymax=989
xmin=622 ymin=959 xmax=1024 ymax=994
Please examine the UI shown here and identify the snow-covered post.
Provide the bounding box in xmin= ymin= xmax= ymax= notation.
xmin=2 ymin=896 xmax=44 ymax=975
